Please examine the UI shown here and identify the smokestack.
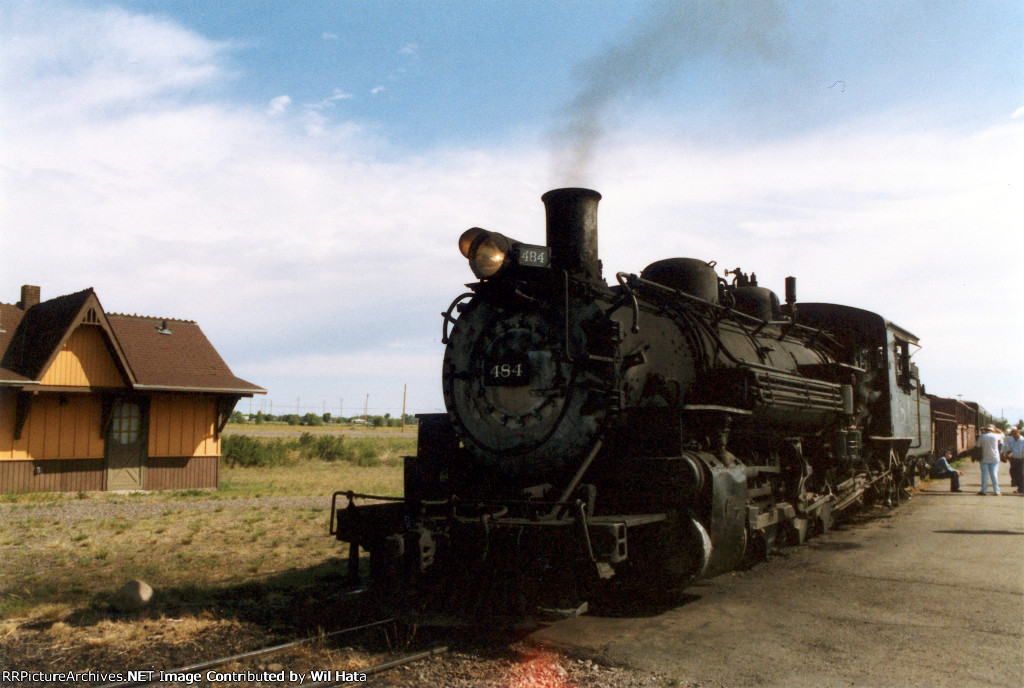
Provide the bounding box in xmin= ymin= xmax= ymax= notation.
xmin=18 ymin=285 xmax=40 ymax=310
xmin=541 ymin=188 xmax=602 ymax=283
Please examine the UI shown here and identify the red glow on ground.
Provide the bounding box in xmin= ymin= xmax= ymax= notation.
xmin=501 ymin=647 xmax=574 ymax=688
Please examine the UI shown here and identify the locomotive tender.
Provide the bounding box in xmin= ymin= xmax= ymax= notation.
xmin=332 ymin=188 xmax=932 ymax=614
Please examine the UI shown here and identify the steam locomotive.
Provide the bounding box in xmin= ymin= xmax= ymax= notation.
xmin=332 ymin=188 xmax=933 ymax=615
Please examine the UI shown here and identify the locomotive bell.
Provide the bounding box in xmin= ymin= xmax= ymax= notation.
xmin=541 ymin=188 xmax=603 ymax=283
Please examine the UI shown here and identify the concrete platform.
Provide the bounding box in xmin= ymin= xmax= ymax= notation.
xmin=530 ymin=465 xmax=1024 ymax=687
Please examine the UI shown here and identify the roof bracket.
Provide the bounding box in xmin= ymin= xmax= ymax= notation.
xmin=216 ymin=395 xmax=242 ymax=437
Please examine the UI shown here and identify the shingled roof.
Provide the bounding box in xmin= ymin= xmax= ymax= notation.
xmin=107 ymin=314 xmax=263 ymax=393
xmin=0 ymin=286 xmax=264 ymax=395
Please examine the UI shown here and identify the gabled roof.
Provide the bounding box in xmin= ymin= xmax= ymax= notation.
xmin=0 ymin=288 xmax=264 ymax=395
xmin=2 ymin=288 xmax=92 ymax=381
xmin=1 ymin=289 xmax=135 ymax=386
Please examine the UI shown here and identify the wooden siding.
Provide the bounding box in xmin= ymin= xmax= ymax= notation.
xmin=0 ymin=455 xmax=217 ymax=492
xmin=148 ymin=394 xmax=220 ymax=458
xmin=145 ymin=455 xmax=218 ymax=490
xmin=0 ymin=391 xmax=105 ymax=460
xmin=0 ymin=459 xmax=105 ymax=493
xmin=38 ymin=325 xmax=125 ymax=388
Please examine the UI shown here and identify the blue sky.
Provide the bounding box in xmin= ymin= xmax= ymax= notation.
xmin=1 ymin=1 xmax=1022 ymax=423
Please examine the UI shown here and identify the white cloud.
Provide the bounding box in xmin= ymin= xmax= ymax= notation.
xmin=0 ymin=5 xmax=230 ymax=122
xmin=247 ymin=350 xmax=439 ymax=379
xmin=267 ymin=95 xmax=292 ymax=115
xmin=306 ymin=89 xmax=354 ymax=110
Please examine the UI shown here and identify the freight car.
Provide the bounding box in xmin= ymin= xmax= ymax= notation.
xmin=332 ymin=188 xmax=937 ymax=616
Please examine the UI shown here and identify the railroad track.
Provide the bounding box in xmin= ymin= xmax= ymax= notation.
xmin=303 ymin=645 xmax=450 ymax=687
xmin=96 ymin=616 xmax=400 ymax=688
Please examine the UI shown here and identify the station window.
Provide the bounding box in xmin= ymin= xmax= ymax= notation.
xmin=111 ymin=402 xmax=140 ymax=444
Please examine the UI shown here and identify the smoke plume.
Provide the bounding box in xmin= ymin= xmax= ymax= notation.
xmin=549 ymin=0 xmax=786 ymax=183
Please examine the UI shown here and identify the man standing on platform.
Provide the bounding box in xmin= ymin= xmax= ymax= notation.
xmin=977 ymin=425 xmax=1004 ymax=496
xmin=1003 ymin=426 xmax=1024 ymax=494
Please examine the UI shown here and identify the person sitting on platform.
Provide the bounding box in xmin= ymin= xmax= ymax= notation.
xmin=931 ymin=450 xmax=964 ymax=492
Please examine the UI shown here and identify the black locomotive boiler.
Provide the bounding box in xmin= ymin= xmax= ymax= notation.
xmin=332 ymin=188 xmax=933 ymax=615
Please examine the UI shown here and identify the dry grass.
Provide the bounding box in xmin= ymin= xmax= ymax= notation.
xmin=223 ymin=422 xmax=418 ymax=438
xmin=0 ymin=501 xmax=368 ymax=682
xmin=0 ymin=456 xmax=409 ymax=683
xmin=220 ymin=459 xmax=404 ymax=498
xmin=0 ymin=605 xmax=385 ymax=687
xmin=0 ymin=500 xmax=342 ymax=615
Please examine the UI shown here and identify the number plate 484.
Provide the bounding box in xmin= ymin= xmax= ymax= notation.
xmin=484 ymin=356 xmax=531 ymax=386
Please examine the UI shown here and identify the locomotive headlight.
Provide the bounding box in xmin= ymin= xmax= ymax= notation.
xmin=458 ymin=227 xmax=551 ymax=280
xmin=459 ymin=227 xmax=486 ymax=258
xmin=471 ymin=235 xmax=510 ymax=278
xmin=459 ymin=227 xmax=512 ymax=279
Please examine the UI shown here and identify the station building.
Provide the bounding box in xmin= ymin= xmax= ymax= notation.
xmin=0 ymin=285 xmax=264 ymax=492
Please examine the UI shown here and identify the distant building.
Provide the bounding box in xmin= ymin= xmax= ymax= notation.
xmin=0 ymin=285 xmax=265 ymax=492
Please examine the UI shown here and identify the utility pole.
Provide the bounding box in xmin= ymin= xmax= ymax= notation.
xmin=401 ymin=384 xmax=407 ymax=433
xmin=364 ymin=394 xmax=369 ymax=424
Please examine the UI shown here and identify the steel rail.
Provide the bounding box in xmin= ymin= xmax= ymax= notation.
xmin=304 ymin=644 xmax=450 ymax=687
xmin=95 ymin=617 xmax=396 ymax=688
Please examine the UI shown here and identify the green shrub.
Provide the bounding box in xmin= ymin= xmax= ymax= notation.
xmin=222 ymin=434 xmax=292 ymax=467
xmin=347 ymin=438 xmax=382 ymax=467
xmin=314 ymin=435 xmax=351 ymax=462
xmin=296 ymin=433 xmax=352 ymax=462
xmin=223 ymin=433 xmax=395 ymax=467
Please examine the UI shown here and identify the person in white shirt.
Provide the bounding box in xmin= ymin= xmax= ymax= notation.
xmin=977 ymin=425 xmax=1004 ymax=496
